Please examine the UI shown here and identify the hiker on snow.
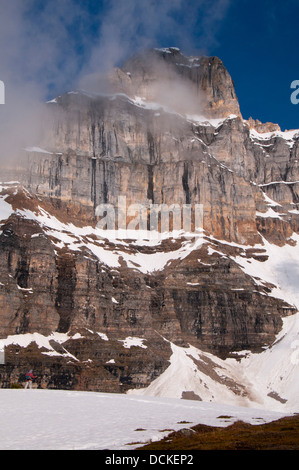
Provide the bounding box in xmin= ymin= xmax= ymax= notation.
xmin=25 ymin=370 xmax=36 ymax=389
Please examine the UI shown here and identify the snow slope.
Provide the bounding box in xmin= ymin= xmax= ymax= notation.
xmin=0 ymin=389 xmax=290 ymax=450
xmin=129 ymin=233 xmax=299 ymax=413
xmin=232 ymin=234 xmax=299 ymax=411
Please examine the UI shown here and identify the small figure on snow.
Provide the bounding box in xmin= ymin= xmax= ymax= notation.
xmin=24 ymin=370 xmax=36 ymax=389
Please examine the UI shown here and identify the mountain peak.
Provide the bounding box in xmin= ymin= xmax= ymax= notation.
xmin=112 ymin=47 xmax=241 ymax=118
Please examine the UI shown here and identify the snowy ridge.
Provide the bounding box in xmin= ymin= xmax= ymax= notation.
xmin=249 ymin=126 xmax=299 ymax=151
xmin=250 ymin=127 xmax=299 ymax=143
xmin=49 ymin=89 xmax=239 ymax=130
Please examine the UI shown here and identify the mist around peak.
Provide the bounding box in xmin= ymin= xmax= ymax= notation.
xmin=0 ymin=0 xmax=233 ymax=167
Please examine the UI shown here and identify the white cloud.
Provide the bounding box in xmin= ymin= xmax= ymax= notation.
xmin=0 ymin=0 xmax=232 ymax=163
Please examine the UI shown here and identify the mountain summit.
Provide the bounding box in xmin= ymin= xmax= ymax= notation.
xmin=107 ymin=47 xmax=241 ymax=118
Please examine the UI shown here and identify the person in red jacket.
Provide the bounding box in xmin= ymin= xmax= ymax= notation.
xmin=24 ymin=370 xmax=36 ymax=389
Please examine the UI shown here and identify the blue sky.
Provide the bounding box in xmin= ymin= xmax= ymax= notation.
xmin=0 ymin=0 xmax=298 ymax=130
xmin=211 ymin=0 xmax=299 ymax=131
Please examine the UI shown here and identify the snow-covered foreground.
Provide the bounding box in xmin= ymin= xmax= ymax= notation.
xmin=0 ymin=389 xmax=291 ymax=450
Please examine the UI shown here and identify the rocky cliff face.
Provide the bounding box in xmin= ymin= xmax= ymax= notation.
xmin=0 ymin=48 xmax=298 ymax=403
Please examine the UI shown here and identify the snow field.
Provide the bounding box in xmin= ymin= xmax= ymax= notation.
xmin=0 ymin=389 xmax=289 ymax=450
